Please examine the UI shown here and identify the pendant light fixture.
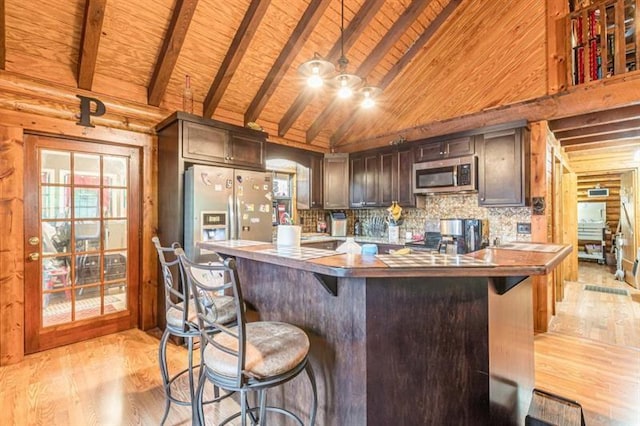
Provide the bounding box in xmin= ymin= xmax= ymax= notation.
xmin=297 ymin=0 xmax=380 ymax=107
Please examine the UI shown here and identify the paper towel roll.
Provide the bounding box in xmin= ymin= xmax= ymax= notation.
xmin=277 ymin=225 xmax=301 ymax=247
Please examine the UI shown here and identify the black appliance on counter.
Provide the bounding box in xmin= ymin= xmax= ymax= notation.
xmin=405 ymin=219 xmax=488 ymax=254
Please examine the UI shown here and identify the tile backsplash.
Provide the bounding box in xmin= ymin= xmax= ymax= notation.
xmin=297 ymin=193 xmax=532 ymax=244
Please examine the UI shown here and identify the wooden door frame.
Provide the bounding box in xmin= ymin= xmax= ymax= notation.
xmin=23 ymin=134 xmax=141 ymax=353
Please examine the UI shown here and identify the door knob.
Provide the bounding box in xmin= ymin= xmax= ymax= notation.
xmin=28 ymin=252 xmax=40 ymax=261
xmin=28 ymin=236 xmax=40 ymax=246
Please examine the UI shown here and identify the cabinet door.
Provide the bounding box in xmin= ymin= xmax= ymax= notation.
xmin=415 ymin=141 xmax=443 ymax=162
xmin=350 ymin=152 xmax=378 ymax=207
xmin=182 ymin=121 xmax=228 ymax=163
xmin=444 ymin=136 xmax=474 ymax=158
xmin=310 ymin=154 xmax=323 ymax=208
xmin=396 ymin=146 xmax=415 ymax=207
xmin=477 ymin=128 xmax=526 ymax=206
xmin=296 ymin=164 xmax=311 ymax=210
xmin=324 ymin=154 xmax=349 ymax=209
xmin=228 ymin=133 xmax=265 ymax=168
xmin=379 ymin=150 xmax=395 ymax=206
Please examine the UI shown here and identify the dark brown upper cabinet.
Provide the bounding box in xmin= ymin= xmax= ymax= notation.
xmin=476 ymin=127 xmax=530 ymax=207
xmin=349 ymin=145 xmax=415 ymax=209
xmin=165 ymin=112 xmax=266 ymax=170
xmin=324 ymin=153 xmax=350 ymax=209
xmin=415 ymin=136 xmax=475 ymax=162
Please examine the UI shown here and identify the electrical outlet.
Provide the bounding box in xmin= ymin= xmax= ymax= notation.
xmin=517 ymin=222 xmax=531 ymax=234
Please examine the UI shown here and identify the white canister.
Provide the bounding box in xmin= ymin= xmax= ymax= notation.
xmin=277 ymin=225 xmax=301 ymax=247
xmin=388 ymin=225 xmax=400 ymax=243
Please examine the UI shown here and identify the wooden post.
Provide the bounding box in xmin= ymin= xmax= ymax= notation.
xmin=547 ymin=0 xmax=569 ymax=93
xmin=562 ymin=171 xmax=578 ymax=282
xmin=0 ymin=125 xmax=24 ymax=365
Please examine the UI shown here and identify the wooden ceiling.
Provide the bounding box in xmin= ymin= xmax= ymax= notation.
xmin=1 ymin=0 xmax=551 ymax=150
xmin=549 ymin=105 xmax=640 ymax=174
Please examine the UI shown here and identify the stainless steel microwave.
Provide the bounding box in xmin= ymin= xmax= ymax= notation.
xmin=412 ymin=155 xmax=477 ymax=194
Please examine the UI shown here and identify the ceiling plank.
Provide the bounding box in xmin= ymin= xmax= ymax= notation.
xmin=278 ymin=0 xmax=385 ymax=137
xmin=148 ymin=0 xmax=198 ymax=107
xmin=331 ymin=0 xmax=462 ymax=146
xmin=563 ymin=139 xmax=640 ymax=152
xmin=0 ymin=0 xmax=5 ymax=70
xmin=244 ymin=0 xmax=332 ymax=125
xmin=560 ymin=129 xmax=640 ymax=146
xmin=77 ymin=0 xmax=107 ymax=90
xmin=203 ymin=0 xmax=271 ymax=118
xmin=554 ymin=118 xmax=640 ymax=140
xmin=548 ymin=104 xmax=640 ymax=132
xmin=566 ymin=145 xmax=640 ymax=157
xmin=306 ymin=0 xmax=434 ymax=144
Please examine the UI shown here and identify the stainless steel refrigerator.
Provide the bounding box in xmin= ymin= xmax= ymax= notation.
xmin=184 ymin=165 xmax=273 ymax=260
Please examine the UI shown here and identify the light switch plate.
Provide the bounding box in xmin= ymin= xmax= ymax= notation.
xmin=517 ymin=222 xmax=531 ymax=234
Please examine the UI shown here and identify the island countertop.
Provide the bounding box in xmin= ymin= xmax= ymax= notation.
xmin=199 ymin=240 xmax=572 ymax=278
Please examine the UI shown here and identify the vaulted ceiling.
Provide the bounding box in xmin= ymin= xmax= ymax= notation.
xmin=1 ymin=0 xmax=550 ymax=150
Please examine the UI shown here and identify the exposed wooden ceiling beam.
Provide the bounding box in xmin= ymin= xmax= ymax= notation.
xmin=306 ymin=0 xmax=434 ymax=144
xmin=560 ymin=129 xmax=640 ymax=146
xmin=277 ymin=0 xmax=385 ymax=137
xmin=563 ymin=139 xmax=640 ymax=152
xmin=554 ymin=118 xmax=640 ymax=141
xmin=148 ymin=0 xmax=198 ymax=107
xmin=548 ymin=104 xmax=640 ymax=132
xmin=331 ymin=0 xmax=461 ymax=146
xmin=77 ymin=0 xmax=107 ymax=90
xmin=203 ymin=0 xmax=271 ymax=118
xmin=566 ymin=145 xmax=640 ymax=158
xmin=244 ymin=0 xmax=331 ymax=125
xmin=572 ymin=160 xmax=638 ymax=173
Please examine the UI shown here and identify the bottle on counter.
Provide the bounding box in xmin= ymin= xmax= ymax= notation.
xmin=354 ymin=219 xmax=361 ymax=236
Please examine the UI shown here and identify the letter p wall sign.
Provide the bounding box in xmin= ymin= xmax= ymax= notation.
xmin=76 ymin=95 xmax=106 ymax=128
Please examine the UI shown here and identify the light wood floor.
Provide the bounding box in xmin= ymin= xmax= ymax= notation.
xmin=549 ymin=262 xmax=640 ymax=348
xmin=537 ymin=262 xmax=640 ymax=426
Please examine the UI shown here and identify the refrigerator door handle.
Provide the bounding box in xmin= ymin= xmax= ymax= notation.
xmin=228 ymin=195 xmax=236 ymax=240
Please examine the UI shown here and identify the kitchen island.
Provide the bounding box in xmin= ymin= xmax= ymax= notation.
xmin=199 ymin=240 xmax=571 ymax=426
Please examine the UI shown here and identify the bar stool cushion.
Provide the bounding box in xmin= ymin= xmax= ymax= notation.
xmin=166 ymin=296 xmax=235 ymax=329
xmin=203 ymin=321 xmax=310 ymax=379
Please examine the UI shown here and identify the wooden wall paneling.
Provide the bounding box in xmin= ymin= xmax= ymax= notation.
xmin=140 ymin=136 xmax=158 ymax=329
xmin=0 ymin=0 xmax=5 ymax=70
xmin=619 ymin=169 xmax=638 ymax=288
xmin=530 ymin=121 xmax=551 ymax=332
xmin=562 ymin=171 xmax=578 ymax=281
xmin=330 ymin=0 xmax=462 ymax=146
xmin=553 ymin=159 xmax=564 ymax=302
xmin=0 ymin=125 xmax=24 ymax=365
xmin=305 ymin=0 xmax=433 ymax=144
xmin=546 ymin=0 xmax=568 ymax=94
xmin=77 ymin=0 xmax=107 ymax=90
xmin=203 ymin=0 xmax=271 ymax=118
xmin=147 ymin=0 xmax=199 ymax=106
xmin=277 ymin=0 xmax=385 ymax=137
xmin=243 ymin=0 xmax=331 ymax=125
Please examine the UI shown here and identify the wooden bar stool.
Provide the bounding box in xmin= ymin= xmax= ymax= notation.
xmin=176 ymin=248 xmax=318 ymax=426
xmin=152 ymin=237 xmax=235 ymax=424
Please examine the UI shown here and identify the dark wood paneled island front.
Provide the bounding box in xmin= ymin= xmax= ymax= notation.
xmin=199 ymin=240 xmax=571 ymax=426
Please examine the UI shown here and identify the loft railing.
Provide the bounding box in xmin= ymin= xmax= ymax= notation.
xmin=566 ymin=0 xmax=639 ymax=86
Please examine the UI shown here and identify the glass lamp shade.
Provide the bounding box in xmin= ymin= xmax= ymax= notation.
xmin=332 ymin=73 xmax=362 ymax=99
xmin=359 ymin=86 xmax=382 ymax=108
xmin=298 ymin=54 xmax=335 ymax=88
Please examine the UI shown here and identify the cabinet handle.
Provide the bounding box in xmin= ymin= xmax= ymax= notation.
xmin=480 ymin=197 xmax=485 ymax=201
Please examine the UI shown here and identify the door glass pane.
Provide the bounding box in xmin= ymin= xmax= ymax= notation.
xmin=74 ymin=188 xmax=100 ymax=218
xmin=106 ymin=282 xmax=127 ymax=313
xmin=42 ymin=255 xmax=71 ymax=327
xmin=104 ymin=220 xmax=127 ymax=250
xmin=75 ymin=254 xmax=101 ymax=285
xmin=104 ymin=188 xmax=127 ymax=218
xmin=75 ymin=286 xmax=102 ymax=321
xmin=104 ymin=252 xmax=127 ymax=282
xmin=42 ymin=293 xmax=71 ymax=326
xmin=103 ymin=156 xmax=127 ymax=186
xmin=75 ymin=221 xmax=101 ymax=252
xmin=73 ymin=154 xmax=100 ymax=185
xmin=42 ymin=186 xmax=70 ymax=219
xmin=42 ymin=221 xmax=71 ymax=255
xmin=41 ymin=150 xmax=70 ymax=184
